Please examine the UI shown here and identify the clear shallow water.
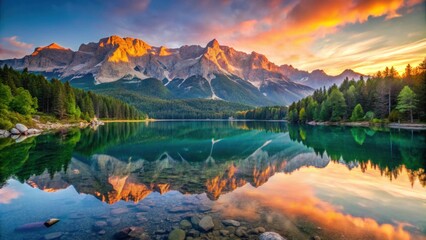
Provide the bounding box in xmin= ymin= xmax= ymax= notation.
xmin=0 ymin=121 xmax=425 ymax=240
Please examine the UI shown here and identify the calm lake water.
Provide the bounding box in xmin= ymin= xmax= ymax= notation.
xmin=0 ymin=121 xmax=425 ymax=240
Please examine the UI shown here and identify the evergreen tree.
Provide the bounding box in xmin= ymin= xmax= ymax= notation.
xmin=319 ymin=101 xmax=330 ymax=121
xmin=396 ymin=86 xmax=417 ymax=123
xmin=64 ymin=81 xmax=77 ymax=118
xmin=327 ymin=88 xmax=346 ymax=121
xmin=0 ymin=83 xmax=12 ymax=109
xmin=404 ymin=64 xmax=412 ymax=83
xmin=299 ymin=107 xmax=307 ymax=123
xmin=51 ymin=79 xmax=66 ymax=118
xmin=345 ymin=85 xmax=356 ymax=116
xmin=417 ymin=58 xmax=426 ymax=120
xmin=350 ymin=104 xmax=364 ymax=121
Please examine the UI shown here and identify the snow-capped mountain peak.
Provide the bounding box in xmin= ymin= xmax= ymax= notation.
xmin=0 ymin=35 xmax=361 ymax=105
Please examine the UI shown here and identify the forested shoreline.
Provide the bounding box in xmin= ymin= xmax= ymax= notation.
xmin=235 ymin=106 xmax=288 ymax=120
xmin=287 ymin=60 xmax=426 ymax=124
xmin=1 ymin=58 xmax=425 ymax=129
xmin=0 ymin=66 xmax=146 ymax=129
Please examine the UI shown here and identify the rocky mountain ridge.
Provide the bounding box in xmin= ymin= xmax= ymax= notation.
xmin=0 ymin=35 xmax=362 ymax=105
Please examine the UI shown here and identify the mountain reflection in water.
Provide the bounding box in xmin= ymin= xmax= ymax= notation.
xmin=0 ymin=121 xmax=425 ymax=240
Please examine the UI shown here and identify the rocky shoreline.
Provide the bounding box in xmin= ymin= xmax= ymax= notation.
xmin=0 ymin=119 xmax=104 ymax=142
xmin=110 ymin=214 xmax=292 ymax=240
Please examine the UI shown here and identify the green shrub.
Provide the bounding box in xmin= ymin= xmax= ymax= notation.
xmin=0 ymin=118 xmax=13 ymax=130
xmin=364 ymin=111 xmax=375 ymax=121
xmin=372 ymin=118 xmax=382 ymax=123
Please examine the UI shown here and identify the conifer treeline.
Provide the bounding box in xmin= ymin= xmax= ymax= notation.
xmin=287 ymin=60 xmax=426 ymax=123
xmin=0 ymin=66 xmax=146 ymax=121
xmin=236 ymin=106 xmax=287 ymax=120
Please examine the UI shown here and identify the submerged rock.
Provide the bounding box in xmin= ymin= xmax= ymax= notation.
xmin=44 ymin=218 xmax=60 ymax=227
xmin=44 ymin=232 xmax=63 ymax=240
xmin=235 ymin=226 xmax=248 ymax=237
xmin=15 ymin=218 xmax=60 ymax=232
xmin=259 ymin=232 xmax=286 ymax=240
xmin=108 ymin=218 xmax=121 ymax=226
xmin=114 ymin=226 xmax=148 ymax=239
xmin=15 ymin=222 xmax=46 ymax=232
xmin=198 ymin=216 xmax=214 ymax=232
xmin=190 ymin=216 xmax=200 ymax=226
xmin=222 ymin=219 xmax=241 ymax=227
xmin=187 ymin=229 xmax=200 ymax=237
xmin=114 ymin=227 xmax=132 ymax=239
xmin=168 ymin=229 xmax=185 ymax=240
xmin=128 ymin=227 xmax=148 ymax=239
xmin=92 ymin=221 xmax=107 ymax=231
xmin=111 ymin=208 xmax=129 ymax=215
xmin=179 ymin=219 xmax=192 ymax=230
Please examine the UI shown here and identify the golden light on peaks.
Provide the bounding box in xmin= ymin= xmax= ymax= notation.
xmin=158 ymin=46 xmax=172 ymax=56
xmin=105 ymin=36 xmax=152 ymax=63
xmin=30 ymin=43 xmax=68 ymax=56
xmin=108 ymin=49 xmax=130 ymax=63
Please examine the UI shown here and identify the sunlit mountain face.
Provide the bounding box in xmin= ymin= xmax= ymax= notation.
xmin=0 ymin=122 xmax=425 ymax=239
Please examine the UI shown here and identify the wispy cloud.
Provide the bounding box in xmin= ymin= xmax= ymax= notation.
xmin=0 ymin=36 xmax=33 ymax=59
xmin=0 ymin=0 xmax=424 ymax=73
xmin=3 ymin=36 xmax=33 ymax=49
xmin=110 ymin=0 xmax=424 ymax=74
xmin=298 ymin=37 xmax=426 ymax=75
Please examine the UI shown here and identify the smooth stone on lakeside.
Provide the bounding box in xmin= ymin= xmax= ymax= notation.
xmin=27 ymin=128 xmax=42 ymax=134
xmin=259 ymin=232 xmax=287 ymax=240
xmin=15 ymin=135 xmax=28 ymax=143
xmin=0 ymin=129 xmax=9 ymax=135
xmin=10 ymin=128 xmax=20 ymax=135
xmin=15 ymin=123 xmax=28 ymax=133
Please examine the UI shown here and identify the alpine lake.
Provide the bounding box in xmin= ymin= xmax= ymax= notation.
xmin=0 ymin=121 xmax=425 ymax=240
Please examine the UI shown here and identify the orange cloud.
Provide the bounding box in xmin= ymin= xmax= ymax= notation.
xmin=215 ymin=0 xmax=424 ymax=74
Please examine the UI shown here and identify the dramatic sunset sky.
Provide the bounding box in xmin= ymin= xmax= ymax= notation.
xmin=0 ymin=0 xmax=425 ymax=75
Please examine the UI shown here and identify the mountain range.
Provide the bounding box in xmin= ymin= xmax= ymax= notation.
xmin=0 ymin=35 xmax=362 ymax=106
